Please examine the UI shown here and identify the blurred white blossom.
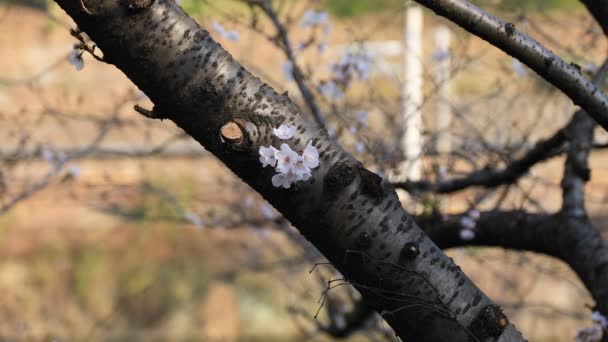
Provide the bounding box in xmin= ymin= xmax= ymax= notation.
xmin=575 ymin=311 xmax=607 ymax=342
xmin=319 ymin=80 xmax=344 ymax=101
xmin=592 ymin=311 xmax=608 ymax=328
xmin=459 ymin=229 xmax=475 ymax=241
xmin=260 ymin=203 xmax=278 ymax=219
xmin=460 ymin=216 xmax=476 ymax=230
xmin=68 ymin=44 xmax=84 ymax=71
xmin=355 ymin=142 xmax=365 ymax=154
xmin=68 ymin=165 xmax=80 ymax=178
xmin=512 ymin=58 xmax=527 ymax=77
xmin=299 ymin=9 xmax=332 ymax=53
xmin=331 ymin=51 xmax=375 ymax=82
xmin=438 ymin=165 xmax=448 ymax=180
xmin=212 ymin=21 xmax=240 ymax=42
xmin=355 ymin=110 xmax=369 ymax=125
xmin=282 ymin=61 xmax=294 ymax=81
xmin=583 ymin=62 xmax=599 ymax=73
xmin=41 ymin=146 xmax=55 ymax=163
xmin=432 ymin=49 xmax=450 ymax=62
xmin=184 ymin=211 xmax=204 ymax=228
xmin=300 ymin=10 xmax=329 ymax=28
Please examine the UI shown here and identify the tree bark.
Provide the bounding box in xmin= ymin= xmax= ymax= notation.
xmin=53 ymin=0 xmax=526 ymax=340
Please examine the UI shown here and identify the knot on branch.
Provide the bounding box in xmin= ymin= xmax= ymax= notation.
xmin=220 ymin=119 xmax=251 ymax=151
xmin=400 ymin=242 xmax=420 ymax=260
xmin=470 ymin=304 xmax=509 ymax=339
xmin=504 ymin=22 xmax=516 ymax=36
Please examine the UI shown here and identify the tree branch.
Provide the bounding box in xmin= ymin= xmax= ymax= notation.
xmin=414 ymin=0 xmax=608 ymax=132
xmin=561 ymin=58 xmax=608 ymax=215
xmin=395 ymin=126 xmax=567 ymax=194
xmin=253 ymin=0 xmax=328 ymax=130
xmin=52 ymin=0 xmax=525 ymax=340
xmin=419 ymin=210 xmax=608 ymax=338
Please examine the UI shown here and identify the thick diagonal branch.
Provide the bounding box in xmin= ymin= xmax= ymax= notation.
xmin=53 ymin=0 xmax=524 ymax=340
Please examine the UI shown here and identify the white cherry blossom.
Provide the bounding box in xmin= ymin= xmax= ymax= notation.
xmin=293 ymin=161 xmax=312 ymax=181
xmin=275 ymin=143 xmax=300 ymax=174
xmin=259 ymin=145 xmax=278 ymax=167
xmin=272 ymin=172 xmax=295 ymax=189
xmin=301 ymin=141 xmax=319 ymax=169
xmin=273 ymin=124 xmax=297 ymax=140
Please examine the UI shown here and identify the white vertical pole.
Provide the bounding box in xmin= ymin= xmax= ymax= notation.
xmin=401 ymin=4 xmax=423 ymax=182
xmin=434 ymin=25 xmax=452 ymax=155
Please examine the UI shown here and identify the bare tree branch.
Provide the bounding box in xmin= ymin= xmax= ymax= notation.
xmin=414 ymin=0 xmax=608 ymax=131
xmin=419 ymin=210 xmax=608 ymax=338
xmin=251 ymin=0 xmax=328 ymax=130
xmin=395 ymin=126 xmax=566 ymax=194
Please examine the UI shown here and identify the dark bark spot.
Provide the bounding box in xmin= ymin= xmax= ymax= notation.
xmin=570 ymin=62 xmax=582 ymax=73
xmin=324 ymin=161 xmax=359 ymax=199
xmin=126 ymin=0 xmax=155 ymax=11
xmin=504 ymin=22 xmax=516 ymax=36
xmin=356 ymin=232 xmax=372 ymax=249
xmin=470 ymin=304 xmax=508 ymax=339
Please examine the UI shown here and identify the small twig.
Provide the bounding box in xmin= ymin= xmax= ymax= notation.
xmin=70 ymin=28 xmax=107 ymax=63
xmin=79 ymin=0 xmax=93 ymax=15
xmin=134 ymin=104 xmax=165 ymax=120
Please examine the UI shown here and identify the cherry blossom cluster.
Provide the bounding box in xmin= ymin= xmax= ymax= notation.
xmin=299 ymin=10 xmax=332 ymax=53
xmin=459 ymin=209 xmax=480 ymax=241
xmin=320 ymin=50 xmax=375 ymax=101
xmin=258 ymin=124 xmax=320 ymax=189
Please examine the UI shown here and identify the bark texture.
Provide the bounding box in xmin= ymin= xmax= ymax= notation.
xmin=54 ymin=0 xmax=526 ymax=340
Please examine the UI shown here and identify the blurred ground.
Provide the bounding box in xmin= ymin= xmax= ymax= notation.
xmin=1 ymin=2 xmax=608 ymax=341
